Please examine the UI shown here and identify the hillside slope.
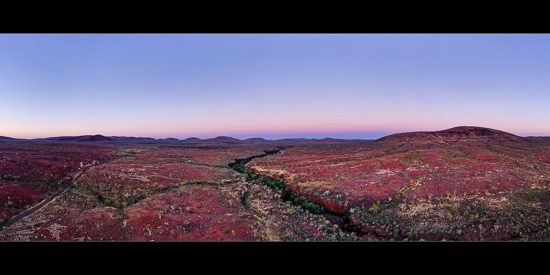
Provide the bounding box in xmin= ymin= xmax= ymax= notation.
xmin=376 ymin=126 xmax=526 ymax=145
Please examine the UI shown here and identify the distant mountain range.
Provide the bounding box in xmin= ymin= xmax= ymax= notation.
xmin=3 ymin=126 xmax=546 ymax=145
xmin=0 ymin=134 xmax=371 ymax=144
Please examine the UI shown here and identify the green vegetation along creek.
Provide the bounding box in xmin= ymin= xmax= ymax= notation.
xmin=229 ymin=149 xmax=356 ymax=232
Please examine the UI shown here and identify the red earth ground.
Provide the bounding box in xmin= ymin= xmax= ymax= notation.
xmin=1 ymin=142 xmax=355 ymax=241
xmin=2 ymin=126 xmax=550 ymax=241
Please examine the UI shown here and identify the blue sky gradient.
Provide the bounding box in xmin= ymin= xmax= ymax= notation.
xmin=1 ymin=34 xmax=549 ymax=139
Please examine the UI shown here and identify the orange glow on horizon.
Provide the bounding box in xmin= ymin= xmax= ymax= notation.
xmin=3 ymin=121 xmax=549 ymax=140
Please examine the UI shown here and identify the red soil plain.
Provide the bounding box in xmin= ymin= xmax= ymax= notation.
xmin=1 ymin=126 xmax=550 ymax=241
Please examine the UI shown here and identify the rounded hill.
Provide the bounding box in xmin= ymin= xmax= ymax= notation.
xmin=376 ymin=126 xmax=526 ymax=144
xmin=74 ymin=134 xmax=114 ymax=142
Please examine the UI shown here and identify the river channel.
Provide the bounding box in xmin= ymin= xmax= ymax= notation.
xmin=228 ymin=148 xmax=359 ymax=234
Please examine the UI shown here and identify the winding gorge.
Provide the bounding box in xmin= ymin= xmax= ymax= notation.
xmin=229 ymin=149 xmax=361 ymax=236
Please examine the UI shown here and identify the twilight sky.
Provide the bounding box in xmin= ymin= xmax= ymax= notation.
xmin=1 ymin=33 xmax=550 ymax=140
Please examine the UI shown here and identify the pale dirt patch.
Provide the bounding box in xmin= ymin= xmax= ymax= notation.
xmin=376 ymin=169 xmax=395 ymax=176
xmin=249 ymin=166 xmax=288 ymax=180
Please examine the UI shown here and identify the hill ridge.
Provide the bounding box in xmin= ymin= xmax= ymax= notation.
xmin=377 ymin=126 xmax=525 ymax=144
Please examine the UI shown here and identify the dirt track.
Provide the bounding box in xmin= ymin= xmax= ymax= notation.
xmin=0 ymin=165 xmax=92 ymax=230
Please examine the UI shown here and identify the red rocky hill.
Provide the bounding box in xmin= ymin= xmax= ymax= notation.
xmin=376 ymin=126 xmax=526 ymax=144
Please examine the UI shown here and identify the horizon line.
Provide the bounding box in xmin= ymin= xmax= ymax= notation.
xmin=3 ymin=127 xmax=550 ymax=141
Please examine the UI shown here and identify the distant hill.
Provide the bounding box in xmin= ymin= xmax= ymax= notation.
xmin=204 ymin=136 xmax=242 ymax=143
xmin=74 ymin=135 xmax=114 ymax=142
xmin=181 ymin=137 xmax=202 ymax=142
xmin=244 ymin=138 xmax=267 ymax=142
xmin=0 ymin=136 xmax=18 ymax=141
xmin=110 ymin=136 xmax=157 ymax=142
xmin=376 ymin=126 xmax=526 ymax=144
xmin=525 ymin=136 xmax=550 ymax=143
xmin=157 ymin=138 xmax=179 ymax=142
xmin=40 ymin=135 xmax=114 ymax=142
xmin=319 ymin=138 xmax=339 ymax=142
